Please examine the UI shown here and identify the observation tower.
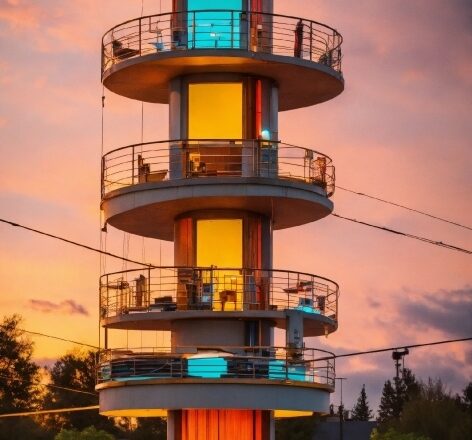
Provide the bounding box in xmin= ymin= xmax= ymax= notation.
xmin=96 ymin=1 xmax=343 ymax=439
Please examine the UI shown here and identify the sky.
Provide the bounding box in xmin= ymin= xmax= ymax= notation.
xmin=0 ymin=0 xmax=471 ymax=415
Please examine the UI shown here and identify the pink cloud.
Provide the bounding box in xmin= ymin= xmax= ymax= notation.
xmin=0 ymin=0 xmax=41 ymax=29
xmin=28 ymin=299 xmax=89 ymax=316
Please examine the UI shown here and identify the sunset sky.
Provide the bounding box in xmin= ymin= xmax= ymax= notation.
xmin=0 ymin=0 xmax=471 ymax=414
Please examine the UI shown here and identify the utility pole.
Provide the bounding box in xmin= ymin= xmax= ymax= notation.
xmin=392 ymin=349 xmax=409 ymax=379
xmin=336 ymin=377 xmax=347 ymax=440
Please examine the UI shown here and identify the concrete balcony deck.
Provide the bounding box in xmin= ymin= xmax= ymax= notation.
xmin=96 ymin=345 xmax=335 ymax=417
xmin=101 ymin=139 xmax=335 ymax=240
xmin=101 ymin=10 xmax=344 ymax=110
xmin=100 ymin=266 xmax=339 ymax=337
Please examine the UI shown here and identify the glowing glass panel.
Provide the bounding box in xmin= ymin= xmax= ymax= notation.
xmin=187 ymin=356 xmax=228 ymax=378
xmin=189 ymin=83 xmax=243 ymax=139
xmin=268 ymin=360 xmax=306 ymax=381
xmin=196 ymin=219 xmax=243 ymax=311
xmin=188 ymin=0 xmax=243 ymax=48
xmin=196 ymin=219 xmax=242 ymax=267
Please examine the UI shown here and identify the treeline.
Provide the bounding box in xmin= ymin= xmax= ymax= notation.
xmin=0 ymin=315 xmax=166 ymax=439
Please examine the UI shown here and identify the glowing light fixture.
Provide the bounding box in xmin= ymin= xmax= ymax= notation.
xmin=261 ymin=129 xmax=271 ymax=140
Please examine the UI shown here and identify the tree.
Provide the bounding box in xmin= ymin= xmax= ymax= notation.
xmin=0 ymin=315 xmax=47 ymax=439
xmin=352 ymin=384 xmax=373 ymax=421
xmin=371 ymin=428 xmax=430 ymax=440
xmin=378 ymin=380 xmax=398 ymax=423
xmin=129 ymin=418 xmax=167 ymax=440
xmin=43 ymin=350 xmax=115 ymax=435
xmin=460 ymin=382 xmax=472 ymax=418
xmin=392 ymin=379 xmax=472 ymax=440
xmin=378 ymin=369 xmax=420 ymax=424
xmin=55 ymin=426 xmax=115 ymax=440
xmin=275 ymin=416 xmax=315 ymax=440
xmin=377 ymin=378 xmax=472 ymax=440
xmin=0 ymin=315 xmax=41 ymax=412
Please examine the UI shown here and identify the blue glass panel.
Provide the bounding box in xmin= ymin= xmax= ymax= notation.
xmin=188 ymin=0 xmax=243 ymax=49
xmin=188 ymin=356 xmax=228 ymax=378
xmin=295 ymin=305 xmax=321 ymax=314
xmin=269 ymin=360 xmax=306 ymax=381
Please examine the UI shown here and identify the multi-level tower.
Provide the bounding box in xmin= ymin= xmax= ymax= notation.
xmin=97 ymin=1 xmax=343 ymax=439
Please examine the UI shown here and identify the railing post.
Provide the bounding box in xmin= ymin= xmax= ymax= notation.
xmin=231 ymin=11 xmax=234 ymax=48
xmin=132 ymin=145 xmax=135 ymax=185
xmin=309 ymin=22 xmax=313 ymax=61
xmin=148 ymin=266 xmax=151 ymax=307
xmin=101 ymin=155 xmax=105 ymax=199
xmin=139 ymin=18 xmax=142 ymax=56
xmin=192 ymin=11 xmax=196 ymax=49
xmin=101 ymin=42 xmax=104 ymax=78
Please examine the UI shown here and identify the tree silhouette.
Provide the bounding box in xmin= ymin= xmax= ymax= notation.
xmin=0 ymin=315 xmax=41 ymax=412
xmin=42 ymin=350 xmax=115 ymax=435
xmin=351 ymin=384 xmax=373 ymax=421
xmin=0 ymin=315 xmax=46 ymax=439
xmin=378 ymin=369 xmax=420 ymax=424
xmin=385 ymin=378 xmax=472 ymax=440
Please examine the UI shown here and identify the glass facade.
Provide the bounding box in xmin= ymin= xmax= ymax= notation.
xmin=187 ymin=0 xmax=243 ymax=49
xmin=188 ymin=82 xmax=243 ymax=139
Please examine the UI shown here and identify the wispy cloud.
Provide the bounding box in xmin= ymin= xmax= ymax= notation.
xmin=27 ymin=299 xmax=89 ymax=316
xmin=0 ymin=0 xmax=42 ymax=29
xmin=396 ymin=286 xmax=472 ymax=337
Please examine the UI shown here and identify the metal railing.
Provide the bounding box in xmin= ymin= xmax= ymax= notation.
xmin=100 ymin=266 xmax=338 ymax=321
xmin=101 ymin=10 xmax=343 ymax=76
xmin=97 ymin=345 xmax=335 ymax=388
xmin=101 ymin=139 xmax=335 ymax=198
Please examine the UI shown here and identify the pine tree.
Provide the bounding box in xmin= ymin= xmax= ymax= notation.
xmin=378 ymin=379 xmax=398 ymax=423
xmin=377 ymin=369 xmax=420 ymax=425
xmin=351 ymin=384 xmax=373 ymax=421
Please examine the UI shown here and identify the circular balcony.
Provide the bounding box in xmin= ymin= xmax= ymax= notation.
xmin=101 ymin=139 xmax=335 ymax=240
xmin=100 ymin=266 xmax=339 ymax=337
xmin=96 ymin=345 xmax=335 ymax=416
xmin=101 ymin=10 xmax=344 ymax=110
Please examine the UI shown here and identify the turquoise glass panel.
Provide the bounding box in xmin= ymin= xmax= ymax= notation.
xmin=188 ymin=357 xmax=228 ymax=378
xmin=188 ymin=0 xmax=243 ymax=48
xmin=269 ymin=360 xmax=306 ymax=381
xmin=295 ymin=305 xmax=321 ymax=314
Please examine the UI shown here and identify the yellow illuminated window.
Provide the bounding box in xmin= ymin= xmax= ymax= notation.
xmin=196 ymin=219 xmax=242 ymax=267
xmin=196 ymin=219 xmax=243 ymax=311
xmin=189 ymin=83 xmax=243 ymax=139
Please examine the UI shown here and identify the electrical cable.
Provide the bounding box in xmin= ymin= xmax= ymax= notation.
xmin=0 ymin=325 xmax=99 ymax=349
xmin=313 ymin=336 xmax=472 ymax=361
xmin=337 ymin=185 xmax=472 ymax=232
xmin=0 ymin=406 xmax=99 ymax=418
xmin=0 ymin=375 xmax=98 ymax=397
xmin=332 ymin=213 xmax=472 ymax=255
xmin=0 ymin=218 xmax=153 ymax=267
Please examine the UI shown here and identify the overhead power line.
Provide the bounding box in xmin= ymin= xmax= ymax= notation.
xmin=332 ymin=213 xmax=472 ymax=255
xmin=314 ymin=336 xmax=472 ymax=361
xmin=0 ymin=405 xmax=99 ymax=418
xmin=337 ymin=186 xmax=472 ymax=232
xmin=0 ymin=218 xmax=152 ymax=267
xmin=0 ymin=324 xmax=99 ymax=349
xmin=0 ymin=375 xmax=97 ymax=397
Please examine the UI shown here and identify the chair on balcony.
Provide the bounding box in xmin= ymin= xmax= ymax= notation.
xmin=137 ymin=154 xmax=167 ymax=183
xmin=112 ymin=40 xmax=139 ymax=60
xmin=219 ymin=290 xmax=237 ymax=311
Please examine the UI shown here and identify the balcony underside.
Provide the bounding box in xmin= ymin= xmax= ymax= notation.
xmin=102 ymin=177 xmax=333 ymax=241
xmin=97 ymin=379 xmax=332 ymax=416
xmin=102 ymin=50 xmax=344 ymax=111
xmin=102 ymin=310 xmax=337 ymax=337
